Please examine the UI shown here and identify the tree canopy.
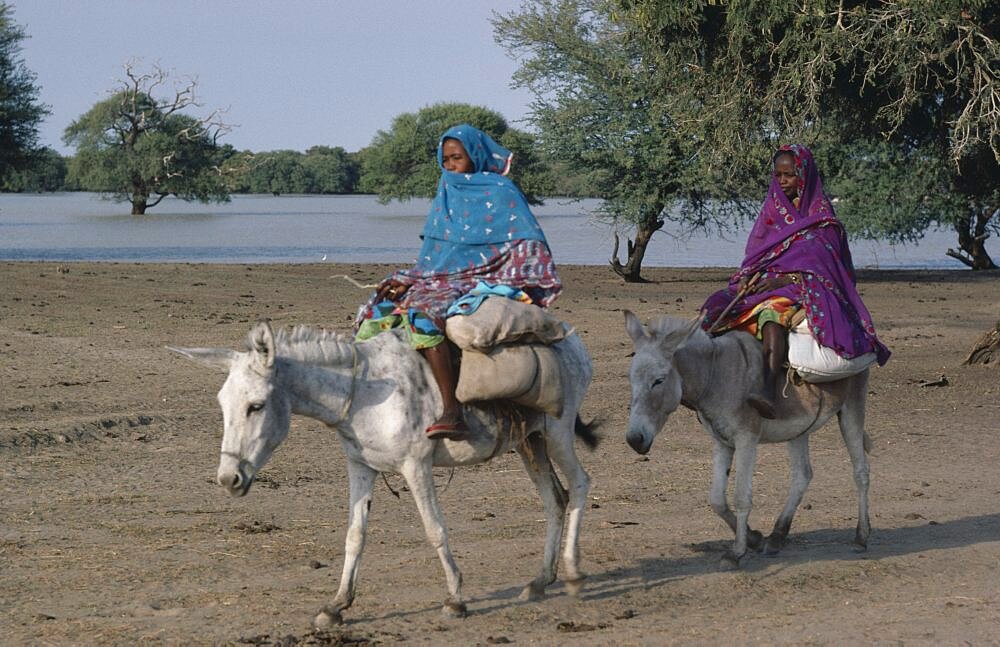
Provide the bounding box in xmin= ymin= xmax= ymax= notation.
xmin=63 ymin=62 xmax=234 ymax=215
xmin=497 ymin=0 xmax=1000 ymax=275
xmin=495 ymin=0 xmax=746 ymax=281
xmin=228 ymin=146 xmax=360 ymax=195
xmin=358 ymin=102 xmax=552 ymax=205
xmin=0 ymin=3 xmax=49 ymax=179
xmin=626 ymin=0 xmax=1000 ymax=269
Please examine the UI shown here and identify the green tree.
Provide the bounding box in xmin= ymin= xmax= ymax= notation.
xmin=495 ymin=0 xmax=745 ymax=281
xmin=624 ymin=0 xmax=1000 ymax=269
xmin=63 ymin=62 xmax=233 ymax=215
xmin=302 ymin=145 xmax=359 ymax=193
xmin=1 ymin=146 xmax=65 ymax=191
xmin=0 ymin=3 xmax=49 ymax=179
xmin=358 ymin=102 xmax=552 ymax=205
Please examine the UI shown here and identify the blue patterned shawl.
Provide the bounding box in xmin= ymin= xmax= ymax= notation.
xmin=415 ymin=124 xmax=547 ymax=273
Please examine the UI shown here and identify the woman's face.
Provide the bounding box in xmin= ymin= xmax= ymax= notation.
xmin=442 ymin=138 xmax=474 ymax=173
xmin=773 ymin=153 xmax=800 ymax=201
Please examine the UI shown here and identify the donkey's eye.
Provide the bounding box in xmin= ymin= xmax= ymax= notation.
xmin=651 ymin=378 xmax=664 ymax=389
xmin=247 ymin=402 xmax=265 ymax=415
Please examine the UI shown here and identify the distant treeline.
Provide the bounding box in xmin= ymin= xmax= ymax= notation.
xmin=1 ymin=144 xmax=596 ymax=198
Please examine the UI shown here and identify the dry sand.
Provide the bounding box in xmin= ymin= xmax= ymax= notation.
xmin=2 ymin=261 xmax=999 ymax=645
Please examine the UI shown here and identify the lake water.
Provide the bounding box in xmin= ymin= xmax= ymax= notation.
xmin=0 ymin=192 xmax=983 ymax=269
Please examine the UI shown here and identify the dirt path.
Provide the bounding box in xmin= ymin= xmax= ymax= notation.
xmin=2 ymin=262 xmax=999 ymax=645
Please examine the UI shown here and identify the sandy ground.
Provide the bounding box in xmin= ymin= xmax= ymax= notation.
xmin=2 ymin=261 xmax=1000 ymax=646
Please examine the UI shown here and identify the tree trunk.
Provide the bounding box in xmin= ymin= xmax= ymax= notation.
xmin=947 ymin=204 xmax=997 ymax=270
xmin=610 ymin=208 xmax=664 ymax=283
xmin=963 ymin=320 xmax=1000 ymax=366
xmin=131 ymin=183 xmax=149 ymax=215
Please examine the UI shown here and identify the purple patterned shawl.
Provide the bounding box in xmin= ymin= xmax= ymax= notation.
xmin=701 ymin=145 xmax=890 ymax=364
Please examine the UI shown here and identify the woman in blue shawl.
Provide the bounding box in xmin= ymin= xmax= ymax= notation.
xmin=701 ymin=144 xmax=890 ymax=418
xmin=355 ymin=124 xmax=562 ymax=439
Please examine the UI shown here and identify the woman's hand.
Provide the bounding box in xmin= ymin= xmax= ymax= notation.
xmin=746 ymin=273 xmax=800 ymax=295
xmin=377 ymin=280 xmax=410 ymax=302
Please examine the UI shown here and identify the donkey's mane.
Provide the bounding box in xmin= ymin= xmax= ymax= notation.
xmin=255 ymin=325 xmax=356 ymax=367
xmin=648 ymin=315 xmax=708 ymax=348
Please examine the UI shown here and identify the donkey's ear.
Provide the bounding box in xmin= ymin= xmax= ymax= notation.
xmin=248 ymin=320 xmax=276 ymax=371
xmin=624 ymin=310 xmax=647 ymax=344
xmin=167 ymin=346 xmax=236 ymax=371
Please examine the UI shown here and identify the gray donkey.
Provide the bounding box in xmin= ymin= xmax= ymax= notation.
xmin=624 ymin=311 xmax=872 ymax=569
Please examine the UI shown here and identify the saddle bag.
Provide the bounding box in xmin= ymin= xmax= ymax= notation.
xmin=445 ymin=296 xmax=569 ymax=352
xmin=788 ymin=319 xmax=877 ymax=383
xmin=455 ymin=343 xmax=564 ymax=418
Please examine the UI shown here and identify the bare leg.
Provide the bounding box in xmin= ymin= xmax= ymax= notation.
xmin=421 ymin=342 xmax=468 ymax=439
xmin=314 ymin=460 xmax=377 ymax=628
xmin=765 ymin=434 xmax=812 ymax=555
xmin=750 ymin=322 xmax=787 ymax=419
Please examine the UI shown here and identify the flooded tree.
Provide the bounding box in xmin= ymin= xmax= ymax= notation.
xmin=63 ymin=61 xmax=237 ymax=215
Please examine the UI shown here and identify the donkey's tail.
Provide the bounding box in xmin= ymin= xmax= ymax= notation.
xmin=574 ymin=415 xmax=600 ymax=450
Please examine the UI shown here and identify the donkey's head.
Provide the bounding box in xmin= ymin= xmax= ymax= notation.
xmin=624 ymin=311 xmax=701 ymax=455
xmin=169 ymin=321 xmax=291 ymax=497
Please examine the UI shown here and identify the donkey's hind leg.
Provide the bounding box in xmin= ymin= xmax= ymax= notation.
xmin=838 ymin=372 xmax=872 ymax=552
xmin=516 ymin=431 xmax=568 ymax=601
xmin=314 ymin=460 xmax=377 ymax=629
xmin=401 ymin=458 xmax=467 ymax=617
xmin=764 ymin=434 xmax=812 ymax=555
xmin=542 ymin=414 xmax=592 ymax=597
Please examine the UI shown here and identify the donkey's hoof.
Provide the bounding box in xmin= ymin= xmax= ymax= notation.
xmin=313 ymin=607 xmax=344 ymax=629
xmin=564 ymin=575 xmax=586 ymax=598
xmin=763 ymin=534 xmax=786 ymax=556
xmin=746 ymin=529 xmax=765 ymax=552
xmin=719 ymin=551 xmax=743 ymax=571
xmin=519 ymin=580 xmax=546 ymax=602
xmin=442 ymin=600 xmax=467 ymax=618
xmin=851 ymin=540 xmax=868 ymax=553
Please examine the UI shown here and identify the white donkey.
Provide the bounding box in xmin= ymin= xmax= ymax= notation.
xmin=171 ymin=320 xmax=595 ymax=627
xmin=624 ymin=311 xmax=871 ymax=569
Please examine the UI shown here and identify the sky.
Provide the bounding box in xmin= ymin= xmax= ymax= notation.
xmin=11 ymin=1 xmax=536 ymax=155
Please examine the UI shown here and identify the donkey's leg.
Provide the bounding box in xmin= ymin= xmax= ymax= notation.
xmin=542 ymin=418 xmax=592 ymax=597
xmin=709 ymin=441 xmax=736 ymax=531
xmin=516 ymin=431 xmax=567 ymax=601
xmin=721 ymin=434 xmax=759 ymax=570
xmin=709 ymin=441 xmax=764 ymax=562
xmin=765 ymin=434 xmax=812 ymax=555
xmin=314 ymin=460 xmax=377 ymax=629
xmin=401 ymin=459 xmax=467 ymax=617
xmin=838 ymin=376 xmax=871 ymax=551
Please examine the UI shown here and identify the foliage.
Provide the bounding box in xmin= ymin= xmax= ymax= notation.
xmin=358 ymin=102 xmax=551 ymax=205
xmin=494 ymin=0 xmax=748 ymax=281
xmin=0 ymin=3 xmax=49 ymax=179
xmin=497 ymin=0 xmax=999 ymax=273
xmin=62 ymin=62 xmax=234 ymax=215
xmin=229 ymin=146 xmax=360 ymax=194
xmin=1 ymin=146 xmax=66 ymax=192
xmin=624 ymin=0 xmax=1000 ymax=268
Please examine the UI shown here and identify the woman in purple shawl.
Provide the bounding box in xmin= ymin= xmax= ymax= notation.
xmin=701 ymin=144 xmax=890 ymax=418
xmin=355 ymin=124 xmax=561 ymax=439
